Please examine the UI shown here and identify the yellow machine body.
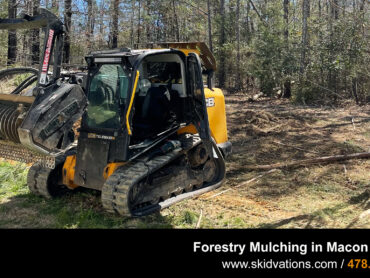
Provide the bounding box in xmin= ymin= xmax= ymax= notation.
xmin=177 ymin=88 xmax=228 ymax=144
xmin=204 ymin=87 xmax=228 ymax=144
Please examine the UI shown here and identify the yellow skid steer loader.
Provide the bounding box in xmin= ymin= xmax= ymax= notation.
xmin=0 ymin=9 xmax=231 ymax=216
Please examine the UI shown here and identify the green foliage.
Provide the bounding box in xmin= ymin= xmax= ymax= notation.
xmin=250 ymin=12 xmax=284 ymax=94
xmin=0 ymin=0 xmax=368 ymax=104
xmin=12 ymin=73 xmax=33 ymax=86
xmin=182 ymin=210 xmax=198 ymax=225
xmin=0 ymin=161 xmax=28 ymax=198
xmin=297 ymin=7 xmax=370 ymax=105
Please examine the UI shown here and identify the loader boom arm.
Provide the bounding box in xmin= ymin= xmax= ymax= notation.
xmin=0 ymin=8 xmax=64 ymax=88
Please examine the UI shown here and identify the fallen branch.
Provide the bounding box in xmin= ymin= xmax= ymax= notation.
xmin=206 ymin=169 xmax=278 ymax=199
xmin=246 ymin=152 xmax=370 ymax=170
xmin=195 ymin=209 xmax=203 ymax=229
xmin=273 ymin=140 xmax=319 ymax=154
xmin=248 ymin=0 xmax=267 ymax=26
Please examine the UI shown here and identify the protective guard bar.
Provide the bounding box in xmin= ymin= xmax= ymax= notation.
xmin=0 ymin=8 xmax=64 ymax=88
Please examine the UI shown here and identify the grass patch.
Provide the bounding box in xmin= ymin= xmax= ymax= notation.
xmin=342 ymin=140 xmax=365 ymax=153
xmin=362 ymin=131 xmax=370 ymax=138
xmin=0 ymin=161 xmax=29 ymax=198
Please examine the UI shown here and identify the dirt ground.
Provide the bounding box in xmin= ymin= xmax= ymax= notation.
xmin=0 ymin=93 xmax=369 ymax=228
xmin=181 ymin=94 xmax=370 ymax=228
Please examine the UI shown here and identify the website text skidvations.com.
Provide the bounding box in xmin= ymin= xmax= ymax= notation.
xmin=193 ymin=241 xmax=369 ymax=271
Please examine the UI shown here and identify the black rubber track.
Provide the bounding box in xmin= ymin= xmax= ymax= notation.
xmin=101 ymin=149 xmax=183 ymax=216
xmin=27 ymin=155 xmax=69 ymax=199
xmin=101 ymin=140 xmax=226 ymax=217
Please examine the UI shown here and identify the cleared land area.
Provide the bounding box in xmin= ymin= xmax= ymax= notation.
xmin=0 ymin=94 xmax=369 ymax=228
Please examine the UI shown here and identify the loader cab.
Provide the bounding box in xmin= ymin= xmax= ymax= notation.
xmin=130 ymin=50 xmax=211 ymax=149
xmin=82 ymin=49 xmax=209 ymax=145
xmin=82 ymin=51 xmax=182 ymax=136
xmin=86 ymin=63 xmax=127 ymax=130
xmin=131 ymin=52 xmax=188 ymax=141
xmin=75 ymin=49 xmax=211 ymax=190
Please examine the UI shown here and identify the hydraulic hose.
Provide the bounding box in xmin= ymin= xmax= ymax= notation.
xmin=11 ymin=75 xmax=38 ymax=95
xmin=0 ymin=67 xmax=39 ymax=79
xmin=0 ymin=67 xmax=39 ymax=95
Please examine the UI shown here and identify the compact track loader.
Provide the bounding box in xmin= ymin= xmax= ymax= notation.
xmin=0 ymin=9 xmax=231 ymax=216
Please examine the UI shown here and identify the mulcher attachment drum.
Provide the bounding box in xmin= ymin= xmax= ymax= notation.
xmin=0 ymin=83 xmax=87 ymax=168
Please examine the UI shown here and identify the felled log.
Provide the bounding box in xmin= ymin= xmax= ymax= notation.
xmin=248 ymin=92 xmax=264 ymax=102
xmin=246 ymin=152 xmax=370 ymax=170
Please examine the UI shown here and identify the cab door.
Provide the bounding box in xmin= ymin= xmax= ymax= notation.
xmin=186 ymin=53 xmax=212 ymax=152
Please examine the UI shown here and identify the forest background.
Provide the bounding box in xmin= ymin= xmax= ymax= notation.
xmin=1 ymin=0 xmax=368 ymax=105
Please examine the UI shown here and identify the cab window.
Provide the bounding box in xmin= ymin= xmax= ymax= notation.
xmin=87 ymin=64 xmax=129 ymax=129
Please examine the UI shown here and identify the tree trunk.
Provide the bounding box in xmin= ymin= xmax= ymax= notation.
xmin=172 ymin=0 xmax=179 ymax=42
xmin=318 ymin=0 xmax=324 ymax=84
xmin=236 ymin=0 xmax=241 ymax=90
xmin=86 ymin=0 xmax=94 ymax=52
xmin=217 ymin=0 xmax=226 ymax=88
xmin=7 ymin=0 xmax=17 ymax=66
xmin=130 ymin=0 xmax=135 ymax=47
xmin=22 ymin=0 xmax=32 ymax=65
xmin=97 ymin=0 xmax=105 ymax=48
xmin=145 ymin=0 xmax=151 ymax=43
xmin=359 ymin=0 xmax=365 ymax=36
xmin=63 ymin=0 xmax=72 ymax=64
xmin=283 ymin=0 xmax=291 ymax=98
xmin=283 ymin=0 xmax=289 ymax=48
xmin=31 ymin=0 xmax=40 ymax=65
xmin=249 ymin=0 xmax=265 ymax=25
xmin=352 ymin=78 xmax=359 ymax=104
xmin=332 ymin=0 xmax=339 ymax=20
xmin=51 ymin=0 xmax=59 ymax=11
xmin=300 ymin=0 xmax=310 ymax=75
xmin=342 ymin=0 xmax=346 ymax=17
xmin=110 ymin=0 xmax=119 ymax=48
xmin=330 ymin=0 xmax=339 ymax=97
xmin=137 ymin=0 xmax=141 ymax=44
xmin=207 ymin=0 xmax=213 ymax=52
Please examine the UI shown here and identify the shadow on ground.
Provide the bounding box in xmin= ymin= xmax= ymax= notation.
xmin=0 ymin=189 xmax=175 ymax=228
xmin=256 ymin=189 xmax=369 ymax=229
